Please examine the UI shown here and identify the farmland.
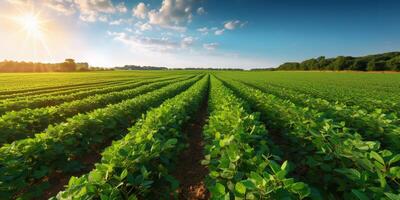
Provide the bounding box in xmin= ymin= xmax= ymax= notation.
xmin=0 ymin=71 xmax=399 ymax=200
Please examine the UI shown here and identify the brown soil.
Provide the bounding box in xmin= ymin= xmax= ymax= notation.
xmin=37 ymin=141 xmax=112 ymax=200
xmin=171 ymin=100 xmax=210 ymax=200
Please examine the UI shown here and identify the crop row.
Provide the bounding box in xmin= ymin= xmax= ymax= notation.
xmin=0 ymin=76 xmax=187 ymax=115
xmin=264 ymin=81 xmax=400 ymax=116
xmin=241 ymin=81 xmax=400 ymax=152
xmin=221 ymin=77 xmax=400 ymax=199
xmin=0 ymin=77 xmax=135 ymax=96
xmin=54 ymin=75 xmax=209 ymax=199
xmin=203 ymin=76 xmax=310 ymax=199
xmin=214 ymin=72 xmax=400 ymax=116
xmin=0 ymin=78 xmax=134 ymax=101
xmin=0 ymin=76 xmax=193 ymax=145
xmin=0 ymin=75 xmax=202 ymax=199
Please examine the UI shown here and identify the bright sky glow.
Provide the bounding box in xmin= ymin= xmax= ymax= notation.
xmin=0 ymin=0 xmax=399 ymax=68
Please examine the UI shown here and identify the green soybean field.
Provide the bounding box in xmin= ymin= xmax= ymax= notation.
xmin=0 ymin=71 xmax=399 ymax=200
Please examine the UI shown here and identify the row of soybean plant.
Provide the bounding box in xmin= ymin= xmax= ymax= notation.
xmin=0 ymin=75 xmax=202 ymax=199
xmin=0 ymin=78 xmax=132 ymax=100
xmin=0 ymin=75 xmax=186 ymax=115
xmin=54 ymin=75 xmax=209 ymax=199
xmin=220 ymin=77 xmax=400 ymax=200
xmin=239 ymin=80 xmax=400 ymax=152
xmin=0 ymin=76 xmax=193 ymax=144
xmin=202 ymin=76 xmax=310 ymax=199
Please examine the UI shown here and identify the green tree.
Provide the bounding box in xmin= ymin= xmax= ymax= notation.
xmin=367 ymin=60 xmax=387 ymax=71
xmin=386 ymin=56 xmax=400 ymax=71
xmin=61 ymin=59 xmax=77 ymax=71
xmin=350 ymin=59 xmax=368 ymax=71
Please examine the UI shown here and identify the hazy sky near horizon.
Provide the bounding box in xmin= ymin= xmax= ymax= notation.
xmin=0 ymin=0 xmax=399 ymax=68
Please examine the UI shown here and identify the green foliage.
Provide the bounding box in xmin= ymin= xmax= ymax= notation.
xmin=0 ymin=76 xmax=192 ymax=144
xmin=0 ymin=76 xmax=201 ymax=199
xmin=278 ymin=52 xmax=400 ymax=71
xmin=221 ymin=78 xmax=400 ymax=199
xmin=0 ymin=70 xmax=399 ymax=199
xmin=54 ymin=75 xmax=209 ymax=199
xmin=203 ymin=77 xmax=310 ymax=199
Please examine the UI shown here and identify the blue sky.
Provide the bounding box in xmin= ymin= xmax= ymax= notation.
xmin=0 ymin=0 xmax=399 ymax=68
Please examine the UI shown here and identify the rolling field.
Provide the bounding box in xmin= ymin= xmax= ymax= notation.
xmin=0 ymin=71 xmax=399 ymax=200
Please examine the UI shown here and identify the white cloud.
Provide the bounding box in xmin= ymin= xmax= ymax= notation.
xmin=75 ymin=0 xmax=116 ymax=13
xmin=196 ymin=27 xmax=209 ymax=35
xmin=116 ymin=2 xmax=127 ymax=13
xmin=197 ymin=27 xmax=223 ymax=35
xmin=45 ymin=0 xmax=76 ymax=15
xmin=132 ymin=2 xmax=148 ymax=19
xmin=98 ymin=15 xmax=108 ymax=22
xmin=109 ymin=18 xmax=133 ymax=25
xmin=197 ymin=7 xmax=205 ymax=15
xmin=135 ymin=22 xmax=153 ymax=31
xmin=203 ymin=43 xmax=218 ymax=50
xmin=181 ymin=36 xmax=194 ymax=48
xmin=224 ymin=20 xmax=247 ymax=30
xmin=109 ymin=30 xmax=197 ymax=52
xmin=109 ymin=31 xmax=186 ymax=52
xmin=74 ymin=0 xmax=118 ymax=22
xmin=197 ymin=20 xmax=247 ymax=36
xmin=197 ymin=27 xmax=208 ymax=32
xmin=148 ymin=0 xmax=194 ymax=30
xmin=214 ymin=29 xmax=224 ymax=35
xmin=109 ymin=18 xmax=123 ymax=25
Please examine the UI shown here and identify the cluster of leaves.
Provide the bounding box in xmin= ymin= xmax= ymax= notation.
xmin=278 ymin=52 xmax=400 ymax=71
xmin=0 ymin=75 xmax=186 ymax=115
xmin=54 ymin=75 xmax=209 ymax=199
xmin=0 ymin=76 xmax=201 ymax=199
xmin=223 ymin=78 xmax=400 ymax=199
xmin=243 ymin=81 xmax=400 ymax=152
xmin=202 ymin=76 xmax=310 ymax=199
xmin=0 ymin=76 xmax=193 ymax=145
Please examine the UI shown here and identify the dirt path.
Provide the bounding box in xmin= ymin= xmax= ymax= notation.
xmin=171 ymin=100 xmax=209 ymax=200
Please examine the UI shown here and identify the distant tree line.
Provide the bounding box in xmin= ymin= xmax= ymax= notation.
xmin=173 ymin=67 xmax=244 ymax=71
xmin=0 ymin=59 xmax=92 ymax=72
xmin=114 ymin=65 xmax=168 ymax=70
xmin=277 ymin=52 xmax=400 ymax=71
xmin=250 ymin=68 xmax=275 ymax=71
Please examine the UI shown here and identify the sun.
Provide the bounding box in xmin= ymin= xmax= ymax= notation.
xmin=15 ymin=13 xmax=44 ymax=38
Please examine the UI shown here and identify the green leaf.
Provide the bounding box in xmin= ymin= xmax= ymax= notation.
xmin=120 ymin=169 xmax=128 ymax=180
xmin=250 ymin=172 xmax=263 ymax=185
xmin=235 ymin=182 xmax=246 ymax=195
xmin=165 ymin=138 xmax=178 ymax=148
xmin=385 ymin=193 xmax=400 ymax=200
xmin=240 ymin=180 xmax=256 ymax=190
xmin=213 ymin=183 xmax=225 ymax=195
xmin=269 ymin=160 xmax=281 ymax=174
xmin=118 ymin=148 xmax=128 ymax=157
xmin=89 ymin=171 xmax=103 ymax=182
xmin=370 ymin=151 xmax=385 ymax=165
xmin=210 ymin=171 xmax=219 ymax=178
xmin=281 ymin=160 xmax=289 ymax=171
xmin=352 ymin=189 xmax=369 ymax=200
xmin=389 ymin=154 xmax=400 ymax=165
xmin=334 ymin=168 xmax=361 ymax=181
xmin=290 ymin=182 xmax=306 ymax=191
xmin=389 ymin=166 xmax=400 ymax=178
